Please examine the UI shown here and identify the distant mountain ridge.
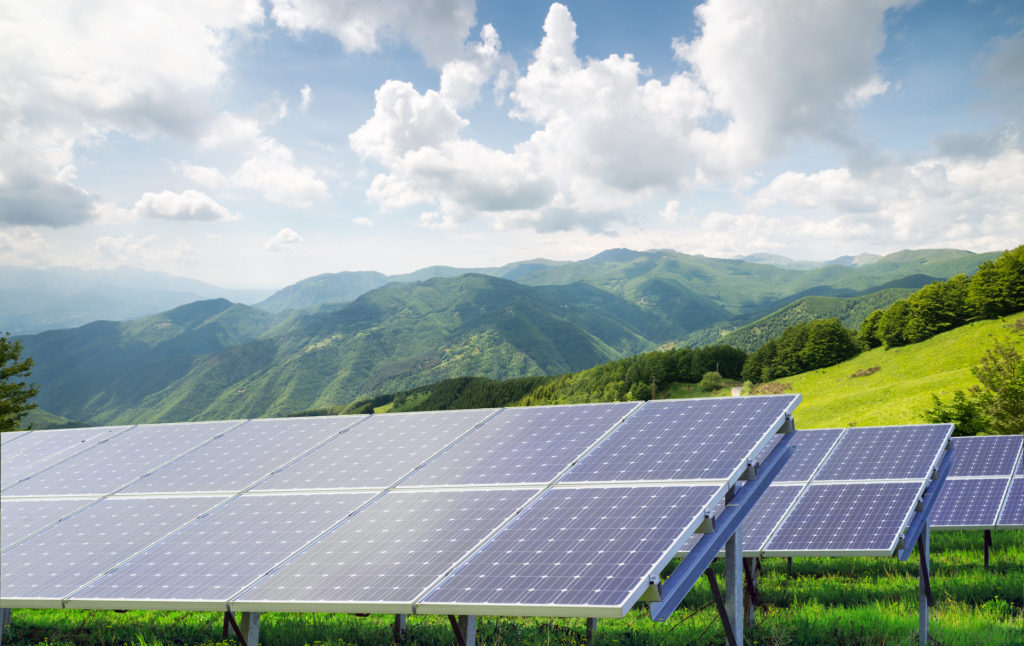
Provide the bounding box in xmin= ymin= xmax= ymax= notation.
xmin=0 ymin=266 xmax=273 ymax=334
xmin=15 ymin=246 xmax=1004 ymax=426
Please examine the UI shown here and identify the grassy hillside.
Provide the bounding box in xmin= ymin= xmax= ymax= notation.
xmin=772 ymin=312 xmax=1024 ymax=429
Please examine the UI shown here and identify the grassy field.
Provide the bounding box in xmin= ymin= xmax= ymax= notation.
xmin=767 ymin=312 xmax=1024 ymax=429
xmin=3 ymin=530 xmax=1020 ymax=645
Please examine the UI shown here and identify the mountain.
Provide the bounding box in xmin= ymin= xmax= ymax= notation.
xmin=20 ymin=275 xmax=674 ymax=424
xmin=0 ymin=266 xmax=273 ymax=334
xmin=254 ymin=258 xmax=569 ymax=313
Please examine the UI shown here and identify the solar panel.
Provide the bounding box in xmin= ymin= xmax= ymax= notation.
xmin=0 ymin=498 xmax=99 ymax=548
xmin=763 ymin=482 xmax=922 ymax=556
xmin=234 ymin=488 xmax=536 ymax=614
xmin=119 ymin=416 xmax=366 ymax=495
xmin=1 ymin=431 xmax=29 ymax=444
xmin=418 ymin=484 xmax=723 ymax=617
xmin=3 ymin=421 xmax=240 ymax=497
xmin=68 ymin=492 xmax=374 ymax=610
xmin=1 ymin=496 xmax=227 ymax=607
xmin=561 ymin=396 xmax=798 ymax=483
xmin=253 ymin=409 xmax=497 ymax=491
xmin=1 ymin=426 xmax=131 ymax=491
xmin=736 ymin=485 xmax=803 ymax=552
xmin=929 ymin=477 xmax=1009 ymax=529
xmin=401 ymin=403 xmax=638 ymax=487
xmin=947 ymin=435 xmax=1022 ymax=477
xmin=997 ymin=478 xmax=1023 ymax=528
xmin=772 ymin=429 xmax=844 ymax=482
xmin=815 ymin=425 xmax=951 ymax=481
xmin=1015 ymin=448 xmax=1024 ymax=476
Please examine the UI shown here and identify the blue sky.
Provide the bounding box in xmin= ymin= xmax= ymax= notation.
xmin=1 ymin=0 xmax=1021 ymax=288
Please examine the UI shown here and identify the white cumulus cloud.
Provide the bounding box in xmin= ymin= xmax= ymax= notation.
xmin=265 ymin=227 xmax=304 ymax=251
xmin=132 ymin=190 xmax=238 ymax=222
xmin=270 ymin=0 xmax=476 ymax=66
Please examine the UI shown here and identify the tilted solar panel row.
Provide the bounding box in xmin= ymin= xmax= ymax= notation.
xmin=1 ymin=395 xmax=799 ymax=618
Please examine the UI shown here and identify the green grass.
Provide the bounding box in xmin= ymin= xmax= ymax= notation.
xmin=770 ymin=312 xmax=1024 ymax=428
xmin=4 ymin=531 xmax=1020 ymax=645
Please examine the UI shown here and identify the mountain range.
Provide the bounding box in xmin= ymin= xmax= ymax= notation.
xmin=13 ymin=247 xmax=1002 ymax=426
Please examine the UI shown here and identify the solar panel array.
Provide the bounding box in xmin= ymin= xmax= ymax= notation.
xmin=676 ymin=425 xmax=952 ymax=558
xmin=1 ymin=395 xmax=799 ymax=618
xmin=930 ymin=435 xmax=1023 ymax=531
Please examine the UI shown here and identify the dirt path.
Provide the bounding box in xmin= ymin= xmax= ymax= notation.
xmin=731 ymin=386 xmax=742 ymax=396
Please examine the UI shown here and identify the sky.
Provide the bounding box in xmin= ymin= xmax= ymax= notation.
xmin=1 ymin=0 xmax=1022 ymax=289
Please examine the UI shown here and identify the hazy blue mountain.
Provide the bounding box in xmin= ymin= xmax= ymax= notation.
xmin=0 ymin=265 xmax=272 ymax=334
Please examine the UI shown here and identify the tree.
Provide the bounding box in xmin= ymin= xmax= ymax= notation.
xmin=1 ymin=333 xmax=39 ymax=432
xmin=925 ymin=339 xmax=1024 ymax=435
xmin=699 ymin=371 xmax=723 ymax=392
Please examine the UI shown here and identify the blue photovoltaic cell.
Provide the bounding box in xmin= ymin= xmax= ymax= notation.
xmin=930 ymin=477 xmax=1009 ymax=529
xmin=562 ymin=396 xmax=798 ymax=483
xmin=997 ymin=478 xmax=1023 ymax=528
xmin=1 ymin=496 xmax=227 ymax=605
xmin=948 ymin=435 xmax=1022 ymax=477
xmin=1016 ymin=450 xmax=1023 ymax=476
xmin=1 ymin=426 xmax=130 ymax=491
xmin=0 ymin=498 xmax=99 ymax=547
xmin=402 ymin=403 xmax=637 ymax=487
xmin=738 ymin=485 xmax=803 ymax=552
xmin=3 ymin=421 xmax=240 ymax=497
xmin=420 ymin=485 xmax=721 ymax=612
xmin=814 ymin=425 xmax=951 ymax=482
xmin=70 ymin=492 xmax=374 ymax=607
xmin=253 ymin=409 xmax=496 ymax=491
xmin=120 ymin=416 xmax=365 ymax=494
xmin=765 ymin=482 xmax=921 ymax=554
xmin=1 ymin=431 xmax=29 ymax=444
xmin=771 ymin=429 xmax=844 ymax=482
xmin=236 ymin=489 xmax=536 ymax=610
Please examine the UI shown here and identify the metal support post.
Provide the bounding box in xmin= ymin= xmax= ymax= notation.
xmin=742 ymin=557 xmax=759 ymax=626
xmin=239 ymin=612 xmax=260 ymax=646
xmin=458 ymin=615 xmax=476 ymax=646
xmin=726 ymin=528 xmax=743 ymax=645
xmin=393 ymin=614 xmax=407 ymax=642
xmin=705 ymin=569 xmax=738 ymax=646
xmin=787 ymin=556 xmax=793 ymax=577
xmin=586 ymin=618 xmax=598 ymax=644
xmin=918 ymin=522 xmax=930 ymax=646
xmin=0 ymin=607 xmax=12 ymax=646
xmin=984 ymin=529 xmax=992 ymax=568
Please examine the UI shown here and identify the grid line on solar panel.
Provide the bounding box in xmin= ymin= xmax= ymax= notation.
xmin=767 ymin=428 xmax=845 ymax=483
xmin=947 ymin=435 xmax=1022 ymax=477
xmin=997 ymin=477 xmax=1023 ymax=528
xmin=560 ymin=395 xmax=799 ymax=484
xmin=67 ymin=492 xmax=376 ymax=610
xmin=232 ymin=488 xmax=538 ymax=614
xmin=2 ymin=421 xmax=244 ymax=497
xmin=118 ymin=416 xmax=367 ymax=495
xmin=814 ymin=424 xmax=952 ymax=482
xmin=400 ymin=403 xmax=641 ymax=487
xmin=252 ymin=409 xmax=499 ymax=491
xmin=416 ymin=484 xmax=724 ymax=617
xmin=929 ymin=477 xmax=1009 ymax=529
xmin=1 ymin=498 xmax=101 ymax=549
xmin=762 ymin=481 xmax=922 ymax=557
xmin=0 ymin=495 xmax=228 ymax=608
xmin=1 ymin=426 xmax=134 ymax=491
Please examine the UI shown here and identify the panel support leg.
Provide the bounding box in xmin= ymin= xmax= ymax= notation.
xmin=787 ymin=556 xmax=793 ymax=577
xmin=984 ymin=529 xmax=991 ymax=568
xmin=726 ymin=528 xmax=743 ymax=645
xmin=0 ymin=607 xmax=12 ymax=646
xmin=705 ymin=569 xmax=738 ymax=646
xmin=448 ymin=615 xmax=476 ymax=646
xmin=393 ymin=614 xmax=407 ymax=642
xmin=586 ymin=617 xmax=598 ymax=644
xmin=239 ymin=612 xmax=260 ymax=646
xmin=918 ymin=522 xmax=931 ymax=646
xmin=742 ymin=557 xmax=759 ymax=626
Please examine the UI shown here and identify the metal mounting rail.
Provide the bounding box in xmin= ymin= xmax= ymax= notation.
xmin=650 ymin=432 xmax=793 ymax=622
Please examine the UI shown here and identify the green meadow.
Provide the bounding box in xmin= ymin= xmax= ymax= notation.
xmin=2 ymin=530 xmax=1020 ymax=645
xmin=771 ymin=312 xmax=1024 ymax=429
